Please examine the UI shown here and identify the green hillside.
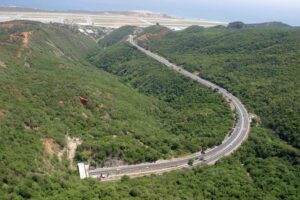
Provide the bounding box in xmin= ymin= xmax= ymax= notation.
xmin=98 ymin=25 xmax=135 ymax=47
xmin=90 ymin=43 xmax=233 ymax=154
xmin=1 ymin=21 xmax=299 ymax=199
xmin=0 ymin=21 xmax=235 ymax=199
xmin=143 ymin=24 xmax=300 ymax=149
xmin=126 ymin=24 xmax=300 ymax=199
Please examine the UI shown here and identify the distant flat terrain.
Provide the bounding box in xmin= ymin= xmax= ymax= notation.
xmin=0 ymin=10 xmax=226 ymax=29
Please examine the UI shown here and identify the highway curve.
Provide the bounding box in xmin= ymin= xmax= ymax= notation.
xmin=86 ymin=35 xmax=251 ymax=181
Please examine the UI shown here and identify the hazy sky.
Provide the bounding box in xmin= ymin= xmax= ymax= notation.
xmin=1 ymin=0 xmax=300 ymax=25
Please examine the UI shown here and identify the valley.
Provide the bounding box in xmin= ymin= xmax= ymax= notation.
xmin=0 ymin=20 xmax=299 ymax=199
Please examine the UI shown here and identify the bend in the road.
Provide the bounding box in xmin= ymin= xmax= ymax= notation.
xmin=80 ymin=35 xmax=251 ymax=181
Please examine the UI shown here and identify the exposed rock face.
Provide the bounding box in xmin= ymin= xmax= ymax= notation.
xmin=17 ymin=31 xmax=32 ymax=58
xmin=42 ymin=138 xmax=61 ymax=157
xmin=42 ymin=136 xmax=82 ymax=167
xmin=65 ymin=136 xmax=82 ymax=166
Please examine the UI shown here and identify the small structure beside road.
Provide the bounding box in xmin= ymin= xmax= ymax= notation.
xmin=78 ymin=163 xmax=89 ymax=179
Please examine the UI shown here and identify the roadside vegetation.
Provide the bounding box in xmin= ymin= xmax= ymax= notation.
xmin=133 ymin=23 xmax=300 ymax=199
xmin=143 ymin=23 xmax=300 ymax=149
xmin=89 ymin=43 xmax=233 ymax=159
xmin=0 ymin=21 xmax=299 ymax=199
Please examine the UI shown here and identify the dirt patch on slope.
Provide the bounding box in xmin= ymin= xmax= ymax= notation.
xmin=42 ymin=136 xmax=82 ymax=167
xmin=17 ymin=31 xmax=32 ymax=58
xmin=0 ymin=21 xmax=30 ymax=29
xmin=22 ymin=32 xmax=31 ymax=47
xmin=0 ymin=60 xmax=7 ymax=68
xmin=42 ymin=138 xmax=62 ymax=157
xmin=64 ymin=136 xmax=82 ymax=166
xmin=9 ymin=31 xmax=33 ymax=58
xmin=0 ymin=111 xmax=6 ymax=118
xmin=137 ymin=27 xmax=171 ymax=45
xmin=106 ymin=92 xmax=113 ymax=99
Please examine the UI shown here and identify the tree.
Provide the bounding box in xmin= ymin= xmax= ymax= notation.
xmin=188 ymin=159 xmax=194 ymax=166
xmin=121 ymin=175 xmax=130 ymax=182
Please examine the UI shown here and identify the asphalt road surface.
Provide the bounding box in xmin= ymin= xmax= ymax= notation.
xmin=87 ymin=35 xmax=250 ymax=181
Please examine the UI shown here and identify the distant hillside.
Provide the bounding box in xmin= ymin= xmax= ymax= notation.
xmin=98 ymin=25 xmax=136 ymax=47
xmin=143 ymin=23 xmax=300 ymax=148
xmin=227 ymin=21 xmax=292 ymax=29
xmin=136 ymin=25 xmax=172 ymax=47
xmin=0 ymin=6 xmax=46 ymax=12
xmin=182 ymin=25 xmax=205 ymax=33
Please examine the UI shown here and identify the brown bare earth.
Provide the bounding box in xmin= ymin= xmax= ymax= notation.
xmin=17 ymin=31 xmax=32 ymax=58
xmin=0 ymin=21 xmax=29 ymax=29
xmin=137 ymin=27 xmax=171 ymax=46
xmin=64 ymin=136 xmax=82 ymax=167
xmin=0 ymin=111 xmax=6 ymax=118
xmin=0 ymin=60 xmax=6 ymax=68
xmin=9 ymin=30 xmax=33 ymax=59
xmin=106 ymin=92 xmax=113 ymax=99
xmin=42 ymin=138 xmax=62 ymax=157
xmin=42 ymin=136 xmax=82 ymax=167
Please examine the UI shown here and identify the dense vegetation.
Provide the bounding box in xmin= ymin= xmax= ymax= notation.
xmin=0 ymin=22 xmax=235 ymax=199
xmin=143 ymin=24 xmax=300 ymax=149
xmin=89 ymin=43 xmax=233 ymax=154
xmin=1 ymin=21 xmax=299 ymax=199
xmin=133 ymin=24 xmax=300 ymax=199
xmin=98 ymin=25 xmax=135 ymax=47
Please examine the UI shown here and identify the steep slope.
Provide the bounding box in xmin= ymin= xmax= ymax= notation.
xmin=90 ymin=42 xmax=233 ymax=155
xmin=133 ymin=23 xmax=300 ymax=199
xmin=98 ymin=25 xmax=136 ymax=47
xmin=0 ymin=21 xmax=234 ymax=198
xmin=2 ymin=21 xmax=299 ymax=199
xmin=143 ymin=24 xmax=300 ymax=149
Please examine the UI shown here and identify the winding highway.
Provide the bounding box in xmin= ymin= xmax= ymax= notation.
xmin=85 ymin=35 xmax=251 ymax=181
